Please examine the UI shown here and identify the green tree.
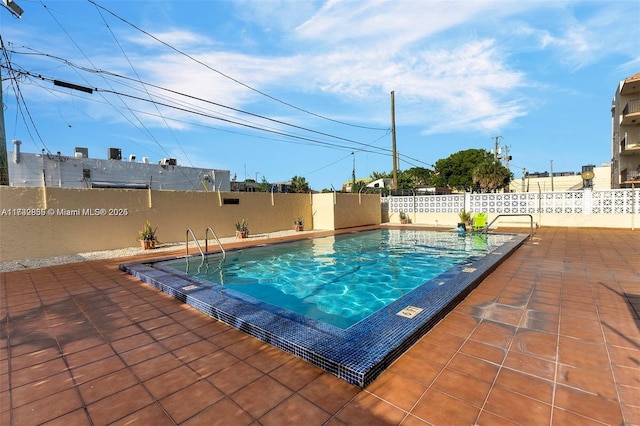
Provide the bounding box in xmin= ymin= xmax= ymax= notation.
xmin=432 ymin=149 xmax=495 ymax=191
xmin=370 ymin=167 xmax=436 ymax=189
xmin=257 ymin=176 xmax=270 ymax=192
xmin=289 ymin=175 xmax=310 ymax=193
xmin=472 ymin=159 xmax=512 ymax=193
xmin=405 ymin=167 xmax=435 ymax=187
xmin=350 ymin=180 xmax=367 ymax=193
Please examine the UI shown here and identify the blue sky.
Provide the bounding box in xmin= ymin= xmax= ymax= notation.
xmin=1 ymin=0 xmax=639 ymax=190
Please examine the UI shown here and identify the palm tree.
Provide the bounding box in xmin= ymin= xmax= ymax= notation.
xmin=289 ymin=175 xmax=310 ymax=193
xmin=472 ymin=160 xmax=511 ymax=193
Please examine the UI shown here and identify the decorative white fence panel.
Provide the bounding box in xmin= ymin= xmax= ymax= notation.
xmin=387 ymin=189 xmax=640 ymax=216
xmin=591 ymin=189 xmax=638 ymax=214
xmin=388 ymin=194 xmax=464 ymax=213
xmin=469 ymin=192 xmax=540 ymax=215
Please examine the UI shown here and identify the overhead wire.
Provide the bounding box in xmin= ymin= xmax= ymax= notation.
xmin=9 ymin=48 xmax=392 ymax=156
xmin=37 ymin=0 xmax=199 ymax=186
xmin=92 ymin=2 xmax=196 ymax=169
xmin=87 ymin=0 xmax=388 ymax=132
xmin=0 ymin=38 xmax=51 ymax=154
xmin=6 ymin=1 xmax=438 ymax=176
xmin=17 ymin=68 xmax=404 ymax=160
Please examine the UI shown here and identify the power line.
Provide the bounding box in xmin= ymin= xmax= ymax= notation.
xmin=8 ymin=48 xmax=392 ymax=155
xmin=11 ymin=65 xmax=394 ymax=155
xmin=38 ymin=0 xmax=198 ymax=183
xmin=93 ymin=2 xmax=196 ymax=169
xmin=0 ymin=37 xmax=50 ymax=154
xmin=87 ymin=0 xmax=387 ymax=132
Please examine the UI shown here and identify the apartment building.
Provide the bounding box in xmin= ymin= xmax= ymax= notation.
xmin=611 ymin=72 xmax=640 ymax=188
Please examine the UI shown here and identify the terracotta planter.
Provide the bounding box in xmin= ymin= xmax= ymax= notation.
xmin=294 ymin=225 xmax=304 ymax=232
xmin=236 ymin=230 xmax=249 ymax=239
xmin=140 ymin=240 xmax=156 ymax=250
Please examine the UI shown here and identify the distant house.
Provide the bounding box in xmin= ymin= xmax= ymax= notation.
xmin=343 ymin=178 xmax=373 ymax=192
xmin=611 ymin=72 xmax=640 ymax=188
xmin=8 ymin=143 xmax=231 ymax=191
xmin=508 ymin=164 xmax=611 ymax=192
xmin=366 ymin=178 xmax=392 ymax=189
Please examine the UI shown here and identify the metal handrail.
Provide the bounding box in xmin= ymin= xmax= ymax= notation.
xmin=205 ymin=226 xmax=226 ymax=261
xmin=483 ymin=214 xmax=534 ymax=240
xmin=185 ymin=228 xmax=205 ymax=259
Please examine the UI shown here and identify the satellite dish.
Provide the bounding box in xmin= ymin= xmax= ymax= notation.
xmin=581 ymin=170 xmax=595 ymax=180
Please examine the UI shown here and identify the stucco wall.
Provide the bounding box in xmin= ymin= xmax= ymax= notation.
xmin=310 ymin=193 xmax=381 ymax=230
xmin=311 ymin=193 xmax=336 ymax=230
xmin=0 ymin=187 xmax=380 ymax=261
xmin=333 ymin=193 xmax=381 ymax=229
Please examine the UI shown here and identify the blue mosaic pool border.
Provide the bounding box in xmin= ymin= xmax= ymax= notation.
xmin=120 ymin=230 xmax=528 ymax=387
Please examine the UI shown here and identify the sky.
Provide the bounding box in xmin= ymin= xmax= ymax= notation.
xmin=1 ymin=0 xmax=639 ymax=191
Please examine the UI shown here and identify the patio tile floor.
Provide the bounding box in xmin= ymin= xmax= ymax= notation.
xmin=1 ymin=227 xmax=638 ymax=425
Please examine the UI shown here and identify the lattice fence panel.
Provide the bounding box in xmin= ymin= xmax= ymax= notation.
xmin=469 ymin=193 xmax=539 ymax=214
xmin=387 ymin=189 xmax=639 ymax=216
xmin=539 ymin=191 xmax=584 ymax=214
xmin=388 ymin=195 xmax=463 ymax=213
xmin=591 ymin=189 xmax=638 ymax=214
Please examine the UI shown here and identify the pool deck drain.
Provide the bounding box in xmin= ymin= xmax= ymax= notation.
xmin=121 ymin=232 xmax=528 ymax=387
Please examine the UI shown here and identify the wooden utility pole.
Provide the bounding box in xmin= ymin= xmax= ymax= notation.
xmin=391 ymin=91 xmax=398 ymax=190
xmin=1 ymin=1 xmax=24 ymax=185
xmin=0 ymin=64 xmax=8 ymax=185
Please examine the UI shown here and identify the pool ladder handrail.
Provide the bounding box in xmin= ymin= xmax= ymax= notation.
xmin=185 ymin=227 xmax=226 ymax=262
xmin=185 ymin=228 xmax=205 ymax=260
xmin=205 ymin=226 xmax=226 ymax=261
xmin=482 ymin=213 xmax=534 ymax=240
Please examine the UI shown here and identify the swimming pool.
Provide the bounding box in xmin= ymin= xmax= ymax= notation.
xmin=121 ymin=228 xmax=527 ymax=387
xmin=163 ymin=229 xmax=510 ymax=329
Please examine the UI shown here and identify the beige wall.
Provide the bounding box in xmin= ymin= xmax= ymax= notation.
xmin=0 ymin=187 xmax=381 ymax=261
xmin=310 ymin=193 xmax=381 ymax=230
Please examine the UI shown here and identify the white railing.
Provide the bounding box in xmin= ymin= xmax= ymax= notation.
xmin=387 ymin=189 xmax=640 ymax=216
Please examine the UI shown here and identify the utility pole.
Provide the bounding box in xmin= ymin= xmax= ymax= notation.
xmin=503 ymin=145 xmax=511 ymax=168
xmin=391 ymin=91 xmax=398 ymax=190
xmin=492 ymin=136 xmax=502 ymax=162
xmin=1 ymin=0 xmax=24 ymax=186
xmin=351 ymin=152 xmax=356 ymax=190
xmin=550 ymin=160 xmax=554 ymax=191
xmin=0 ymin=61 xmax=8 ymax=185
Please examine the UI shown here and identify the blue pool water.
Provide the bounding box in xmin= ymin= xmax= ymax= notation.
xmin=161 ymin=229 xmax=513 ymax=329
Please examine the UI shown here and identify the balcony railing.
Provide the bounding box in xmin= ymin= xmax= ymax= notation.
xmin=621 ymin=135 xmax=640 ymax=154
xmin=622 ymin=169 xmax=640 ymax=182
xmin=621 ymin=99 xmax=640 ymax=126
xmin=622 ymin=99 xmax=640 ymax=116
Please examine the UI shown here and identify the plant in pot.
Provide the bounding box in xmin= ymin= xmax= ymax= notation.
xmin=399 ymin=211 xmax=409 ymax=224
xmin=235 ymin=219 xmax=249 ymax=239
xmin=458 ymin=210 xmax=472 ymax=230
xmin=138 ymin=220 xmax=157 ymax=250
xmin=294 ymin=217 xmax=304 ymax=231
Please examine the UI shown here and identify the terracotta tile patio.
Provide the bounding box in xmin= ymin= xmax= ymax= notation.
xmin=1 ymin=227 xmax=638 ymax=425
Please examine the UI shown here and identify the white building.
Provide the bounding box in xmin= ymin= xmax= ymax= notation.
xmin=509 ymin=164 xmax=611 ymax=192
xmin=8 ymin=143 xmax=230 ymax=191
xmin=611 ymin=72 xmax=640 ymax=188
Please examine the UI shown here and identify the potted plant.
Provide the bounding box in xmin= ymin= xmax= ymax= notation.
xmin=294 ymin=217 xmax=304 ymax=231
xmin=138 ymin=220 xmax=157 ymax=250
xmin=399 ymin=211 xmax=409 ymax=224
xmin=458 ymin=210 xmax=471 ymax=230
xmin=235 ymin=219 xmax=249 ymax=239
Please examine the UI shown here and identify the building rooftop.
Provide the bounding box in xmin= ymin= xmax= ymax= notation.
xmin=1 ymin=226 xmax=638 ymax=424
